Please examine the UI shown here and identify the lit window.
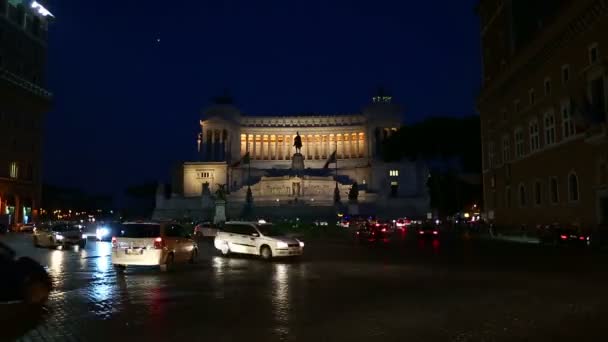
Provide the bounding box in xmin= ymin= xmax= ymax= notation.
xmin=514 ymin=128 xmax=525 ymax=158
xmin=9 ymin=162 xmax=18 ymax=179
xmin=544 ymin=78 xmax=552 ymax=95
xmin=529 ymin=89 xmax=535 ymax=105
xmin=561 ymin=99 xmax=576 ymax=139
xmin=562 ymin=65 xmax=570 ymax=84
xmin=544 ymin=111 xmax=556 ymax=145
xmin=502 ymin=135 xmax=511 ymax=163
xmin=568 ymin=172 xmax=579 ymax=202
xmin=550 ymin=177 xmax=559 ymax=204
xmin=589 ymin=43 xmax=599 ymax=64
xmin=200 ymin=172 xmax=211 ymax=178
xmin=389 ymin=170 xmax=399 ymax=177
xmin=529 ymin=119 xmax=540 ymax=151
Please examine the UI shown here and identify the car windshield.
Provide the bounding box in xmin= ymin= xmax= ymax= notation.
xmin=256 ymin=224 xmax=284 ymax=237
xmin=118 ymin=224 xmax=161 ymax=238
xmin=52 ymin=224 xmax=81 ymax=232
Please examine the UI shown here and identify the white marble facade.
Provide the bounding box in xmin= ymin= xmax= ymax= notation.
xmin=155 ymin=98 xmax=430 ymax=219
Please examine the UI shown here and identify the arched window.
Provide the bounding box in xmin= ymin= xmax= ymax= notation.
xmin=568 ymin=172 xmax=579 ymax=202
xmin=519 ymin=183 xmax=527 ymax=207
xmin=550 ymin=177 xmax=559 ymax=204
xmin=534 ymin=181 xmax=542 ymax=206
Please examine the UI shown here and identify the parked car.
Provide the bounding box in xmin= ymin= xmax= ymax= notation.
xmin=0 ymin=241 xmax=52 ymax=305
xmin=193 ymin=221 xmax=218 ymax=237
xmin=214 ymin=221 xmax=304 ymax=260
xmin=111 ymin=222 xmax=198 ymax=272
xmin=33 ymin=223 xmax=87 ymax=249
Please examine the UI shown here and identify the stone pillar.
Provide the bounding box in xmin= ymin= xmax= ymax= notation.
xmin=356 ymin=133 xmax=361 ymax=158
xmin=211 ymin=129 xmax=216 ymax=161
xmin=274 ymin=135 xmax=279 ymax=160
xmin=267 ymin=136 xmax=271 ymax=160
xmin=260 ymin=135 xmax=265 ymax=160
xmin=282 ymin=135 xmax=286 ymax=160
xmin=201 ymin=128 xmax=207 ymax=160
xmin=253 ymin=135 xmax=258 ymax=160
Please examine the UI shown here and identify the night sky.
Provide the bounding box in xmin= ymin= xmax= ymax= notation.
xmin=44 ymin=0 xmax=481 ymax=197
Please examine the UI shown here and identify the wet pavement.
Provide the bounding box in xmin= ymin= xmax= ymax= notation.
xmin=2 ymin=232 xmax=608 ymax=341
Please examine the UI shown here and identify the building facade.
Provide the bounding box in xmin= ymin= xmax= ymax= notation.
xmin=478 ymin=0 xmax=608 ymax=229
xmin=154 ymin=95 xmax=431 ymax=220
xmin=0 ymin=0 xmax=53 ymax=225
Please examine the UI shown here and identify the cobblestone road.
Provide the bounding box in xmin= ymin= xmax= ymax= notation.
xmin=2 ymin=233 xmax=608 ymax=341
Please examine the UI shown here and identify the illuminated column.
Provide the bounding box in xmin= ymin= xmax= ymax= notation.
xmin=344 ymin=133 xmax=350 ymax=159
xmin=219 ymin=130 xmax=225 ymax=161
xmin=326 ymin=134 xmax=331 ymax=157
xmin=356 ymin=133 xmax=361 ymax=158
xmin=351 ymin=133 xmax=356 ymax=159
xmin=336 ymin=134 xmax=342 ymax=159
xmin=211 ymin=129 xmax=216 ymax=161
xmin=286 ymin=135 xmax=291 ymax=160
xmin=266 ymin=135 xmax=271 ymax=160
xmin=274 ymin=135 xmax=278 ymax=160
xmin=282 ymin=135 xmax=286 ymax=160
xmin=253 ymin=135 xmax=258 ymax=159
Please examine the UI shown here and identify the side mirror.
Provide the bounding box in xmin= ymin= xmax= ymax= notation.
xmin=251 ymin=233 xmax=259 ymax=237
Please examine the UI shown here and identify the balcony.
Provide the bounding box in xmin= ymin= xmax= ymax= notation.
xmin=584 ymin=123 xmax=607 ymax=145
xmin=0 ymin=68 xmax=52 ymax=99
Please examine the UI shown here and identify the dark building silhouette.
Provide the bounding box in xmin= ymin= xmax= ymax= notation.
xmin=478 ymin=0 xmax=608 ymax=229
xmin=0 ymin=0 xmax=53 ymax=225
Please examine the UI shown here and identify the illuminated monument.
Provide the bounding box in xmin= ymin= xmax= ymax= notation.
xmin=154 ymin=92 xmax=430 ymax=220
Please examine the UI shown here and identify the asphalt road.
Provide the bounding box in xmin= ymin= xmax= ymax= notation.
xmin=1 ymin=231 xmax=608 ymax=342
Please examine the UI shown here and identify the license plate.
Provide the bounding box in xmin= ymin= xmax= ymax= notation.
xmin=125 ymin=249 xmax=143 ymax=255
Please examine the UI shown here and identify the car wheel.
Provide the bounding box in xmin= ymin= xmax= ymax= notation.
xmin=160 ymin=253 xmax=174 ymax=272
xmin=189 ymin=248 xmax=198 ymax=264
xmin=22 ymin=276 xmax=51 ymax=305
xmin=260 ymin=246 xmax=273 ymax=261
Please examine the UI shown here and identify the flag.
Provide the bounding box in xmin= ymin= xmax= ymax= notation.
xmin=323 ymin=150 xmax=337 ymax=169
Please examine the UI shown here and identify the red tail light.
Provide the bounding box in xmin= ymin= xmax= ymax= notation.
xmin=433 ymin=231 xmax=438 ymax=235
xmin=560 ymin=235 xmax=567 ymax=240
xmin=111 ymin=237 xmax=117 ymax=247
xmin=154 ymin=237 xmax=164 ymax=249
xmin=579 ymin=236 xmax=585 ymax=241
xmin=381 ymin=228 xmax=387 ymax=232
xmin=419 ymin=231 xmax=424 ymax=235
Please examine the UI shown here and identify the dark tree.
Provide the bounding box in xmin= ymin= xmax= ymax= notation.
xmin=348 ymin=182 xmax=359 ymax=202
xmin=334 ymin=183 xmax=341 ymax=204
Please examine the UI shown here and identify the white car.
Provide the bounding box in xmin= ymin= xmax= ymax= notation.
xmin=214 ymin=221 xmax=304 ymax=260
xmin=33 ymin=223 xmax=87 ymax=249
xmin=111 ymin=222 xmax=198 ymax=272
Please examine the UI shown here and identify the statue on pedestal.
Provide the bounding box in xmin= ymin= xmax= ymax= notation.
xmin=293 ymin=131 xmax=302 ymax=154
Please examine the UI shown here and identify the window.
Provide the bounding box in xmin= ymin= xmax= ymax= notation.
xmin=519 ymin=183 xmax=527 ymax=207
xmin=515 ymin=128 xmax=525 ymax=158
xmin=505 ymin=186 xmax=511 ymax=208
xmin=590 ymin=76 xmax=606 ymax=118
xmin=389 ymin=170 xmax=399 ymax=177
xmin=544 ymin=78 xmax=552 ymax=95
xmin=589 ymin=43 xmax=599 ymax=64
xmin=487 ymin=142 xmax=495 ymax=168
xmin=165 ymin=225 xmax=186 ymax=237
xmin=200 ymin=171 xmax=211 ymax=178
xmin=529 ymin=119 xmax=540 ymax=151
xmin=9 ymin=162 xmax=18 ymax=179
xmin=529 ymin=89 xmax=536 ymax=105
xmin=514 ymin=99 xmax=521 ymax=113
xmin=501 ymin=108 xmax=507 ymax=121
xmin=550 ymin=177 xmax=559 ymax=204
xmin=534 ymin=181 xmax=542 ymax=206
xmin=561 ymin=99 xmax=576 ymax=138
xmin=502 ymin=135 xmax=511 ymax=162
xmin=544 ymin=111 xmax=556 ymax=145
xmin=568 ymin=172 xmax=579 ymax=202
xmin=490 ymin=176 xmax=496 ymax=189
xmin=562 ymin=65 xmax=570 ymax=84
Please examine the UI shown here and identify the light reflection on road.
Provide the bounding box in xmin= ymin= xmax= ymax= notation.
xmin=273 ymin=263 xmax=290 ymax=337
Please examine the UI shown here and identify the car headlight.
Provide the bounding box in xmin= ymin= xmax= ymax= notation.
xmin=276 ymin=241 xmax=288 ymax=249
xmin=96 ymin=227 xmax=109 ymax=239
xmin=82 ymin=234 xmax=87 ymax=239
xmin=55 ymin=234 xmax=64 ymax=240
xmin=298 ymin=240 xmax=305 ymax=247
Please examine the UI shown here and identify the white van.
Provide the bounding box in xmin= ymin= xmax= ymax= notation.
xmin=214 ymin=221 xmax=304 ymax=260
xmin=111 ymin=222 xmax=198 ymax=271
